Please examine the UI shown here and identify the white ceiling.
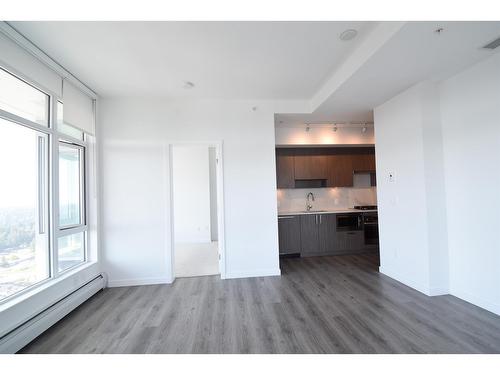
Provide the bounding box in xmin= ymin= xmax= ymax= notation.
xmin=9 ymin=21 xmax=500 ymax=124
xmin=276 ymin=21 xmax=500 ymax=127
xmin=10 ymin=21 xmax=375 ymax=99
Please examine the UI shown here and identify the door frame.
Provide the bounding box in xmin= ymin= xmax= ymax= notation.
xmin=167 ymin=141 xmax=226 ymax=281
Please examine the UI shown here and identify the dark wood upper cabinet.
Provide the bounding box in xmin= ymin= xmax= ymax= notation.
xmin=276 ymin=149 xmax=295 ymax=188
xmin=327 ymin=154 xmax=353 ymax=187
xmin=294 ymin=149 xmax=328 ymax=180
xmin=352 ymin=153 xmax=376 ymax=172
xmin=275 ymin=146 xmax=375 ymax=189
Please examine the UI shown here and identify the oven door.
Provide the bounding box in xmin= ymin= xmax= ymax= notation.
xmin=363 ymin=214 xmax=379 ymax=245
xmin=337 ymin=214 xmax=361 ymax=231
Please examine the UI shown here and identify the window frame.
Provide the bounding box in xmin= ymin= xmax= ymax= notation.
xmin=58 ymin=140 xmax=86 ymax=230
xmin=0 ymin=62 xmax=91 ymax=302
xmin=56 ymin=138 xmax=88 ymax=275
xmin=0 ymin=66 xmax=50 ymax=127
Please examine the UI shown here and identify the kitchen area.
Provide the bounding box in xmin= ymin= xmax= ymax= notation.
xmin=276 ymin=145 xmax=379 ymax=261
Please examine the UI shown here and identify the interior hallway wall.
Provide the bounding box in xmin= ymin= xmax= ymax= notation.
xmin=172 ymin=145 xmax=211 ymax=243
xmin=100 ymin=98 xmax=307 ymax=285
xmin=374 ymin=83 xmax=433 ymax=295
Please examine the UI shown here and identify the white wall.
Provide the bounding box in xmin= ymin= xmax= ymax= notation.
xmin=375 ymin=53 xmax=500 ymax=314
xmin=209 ymin=147 xmax=218 ymax=241
xmin=275 ymin=124 xmax=375 ymax=146
xmin=100 ymin=98 xmax=290 ymax=285
xmin=440 ymin=53 xmax=500 ymax=315
xmin=374 ymin=83 xmax=433 ymax=295
xmin=172 ymin=145 xmax=211 ymax=243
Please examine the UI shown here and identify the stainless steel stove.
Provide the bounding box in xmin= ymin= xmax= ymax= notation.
xmin=353 ymin=205 xmax=378 ymax=210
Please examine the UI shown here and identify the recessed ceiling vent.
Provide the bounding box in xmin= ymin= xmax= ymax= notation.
xmin=339 ymin=29 xmax=358 ymax=41
xmin=482 ymin=36 xmax=500 ymax=50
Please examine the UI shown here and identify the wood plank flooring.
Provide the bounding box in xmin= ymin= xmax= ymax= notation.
xmin=20 ymin=254 xmax=500 ymax=353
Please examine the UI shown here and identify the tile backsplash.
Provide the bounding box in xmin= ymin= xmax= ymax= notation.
xmin=277 ymin=187 xmax=377 ymax=213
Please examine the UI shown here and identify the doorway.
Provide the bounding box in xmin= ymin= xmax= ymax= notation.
xmin=170 ymin=143 xmax=225 ymax=279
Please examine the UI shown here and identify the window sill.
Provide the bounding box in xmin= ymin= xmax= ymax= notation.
xmin=0 ymin=260 xmax=99 ymax=313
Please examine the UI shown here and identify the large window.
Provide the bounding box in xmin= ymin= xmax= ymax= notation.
xmin=0 ymin=118 xmax=49 ymax=300
xmin=0 ymin=66 xmax=89 ymax=302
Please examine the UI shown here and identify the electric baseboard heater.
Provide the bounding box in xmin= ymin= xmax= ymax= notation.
xmin=0 ymin=273 xmax=107 ymax=353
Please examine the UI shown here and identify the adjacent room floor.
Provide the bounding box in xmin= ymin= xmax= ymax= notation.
xmin=21 ymin=254 xmax=500 ymax=354
xmin=174 ymin=241 xmax=219 ymax=278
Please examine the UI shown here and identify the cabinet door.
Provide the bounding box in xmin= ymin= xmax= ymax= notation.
xmin=327 ymin=154 xmax=353 ymax=187
xmin=276 ymin=149 xmax=295 ymax=188
xmin=336 ymin=231 xmax=364 ymax=252
xmin=352 ymin=153 xmax=376 ymax=172
xmin=278 ymin=216 xmax=301 ymax=254
xmin=318 ymin=214 xmax=337 ymax=253
xmin=300 ymin=214 xmax=319 ymax=255
xmin=294 ymin=154 xmax=328 ymax=180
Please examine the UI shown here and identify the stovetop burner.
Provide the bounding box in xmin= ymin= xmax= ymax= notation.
xmin=353 ymin=205 xmax=378 ymax=210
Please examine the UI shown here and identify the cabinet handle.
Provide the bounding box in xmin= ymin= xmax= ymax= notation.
xmin=315 ymin=215 xmax=318 ymax=225
xmin=319 ymin=215 xmax=322 ymax=224
xmin=279 ymin=216 xmax=296 ymax=219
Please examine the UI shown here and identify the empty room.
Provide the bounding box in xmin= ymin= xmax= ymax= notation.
xmin=1 ymin=1 xmax=500 ymax=371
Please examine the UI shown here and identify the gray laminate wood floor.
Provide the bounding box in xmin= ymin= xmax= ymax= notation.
xmin=20 ymin=254 xmax=500 ymax=353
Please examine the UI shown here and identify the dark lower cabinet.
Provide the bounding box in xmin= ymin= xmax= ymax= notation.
xmin=318 ymin=214 xmax=337 ymax=253
xmin=300 ymin=214 xmax=337 ymax=256
xmin=300 ymin=214 xmax=319 ymax=255
xmin=282 ymin=213 xmax=374 ymax=257
xmin=336 ymin=231 xmax=364 ymax=252
xmin=278 ymin=215 xmax=301 ymax=255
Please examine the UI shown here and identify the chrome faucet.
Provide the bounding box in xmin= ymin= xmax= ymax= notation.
xmin=306 ymin=192 xmax=315 ymax=211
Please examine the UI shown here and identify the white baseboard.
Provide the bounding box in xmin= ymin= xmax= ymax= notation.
xmin=379 ymin=266 xmax=431 ymax=296
xmin=224 ymin=268 xmax=281 ymax=279
xmin=107 ymin=276 xmax=173 ymax=287
xmin=451 ymin=288 xmax=500 ymax=316
xmin=428 ymin=286 xmax=449 ymax=296
xmin=0 ymin=274 xmax=105 ymax=353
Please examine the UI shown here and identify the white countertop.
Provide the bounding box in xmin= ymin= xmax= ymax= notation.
xmin=278 ymin=208 xmax=377 ymax=216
